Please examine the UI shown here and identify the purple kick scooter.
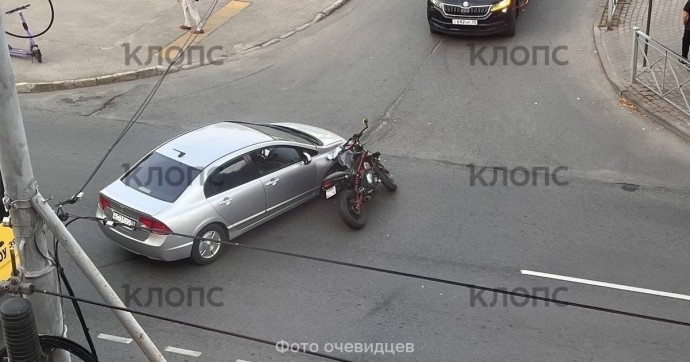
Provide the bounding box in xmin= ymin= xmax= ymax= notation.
xmin=6 ymin=4 xmax=42 ymax=63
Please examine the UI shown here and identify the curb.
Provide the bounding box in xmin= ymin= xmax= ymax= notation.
xmin=15 ymin=0 xmax=351 ymax=94
xmin=241 ymin=0 xmax=348 ymax=52
xmin=593 ymin=26 xmax=690 ymax=142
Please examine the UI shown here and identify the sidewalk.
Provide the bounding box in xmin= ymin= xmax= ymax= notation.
xmin=2 ymin=0 xmax=348 ymax=93
xmin=595 ymin=0 xmax=690 ymax=141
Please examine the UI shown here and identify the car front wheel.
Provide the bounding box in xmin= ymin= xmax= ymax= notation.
xmin=191 ymin=224 xmax=226 ymax=265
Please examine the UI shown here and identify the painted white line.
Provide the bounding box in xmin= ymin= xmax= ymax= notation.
xmin=165 ymin=346 xmax=202 ymax=357
xmin=521 ymin=270 xmax=690 ymax=301
xmin=97 ymin=333 xmax=132 ymax=344
xmin=236 ymin=360 xmax=252 ymax=362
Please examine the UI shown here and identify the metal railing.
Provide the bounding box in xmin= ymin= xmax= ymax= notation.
xmin=607 ymin=0 xmax=618 ymax=30
xmin=630 ymin=27 xmax=690 ymax=117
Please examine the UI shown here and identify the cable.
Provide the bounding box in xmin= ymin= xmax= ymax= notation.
xmin=33 ymin=289 xmax=350 ymax=362
xmin=74 ymin=216 xmax=690 ymax=328
xmin=37 ymin=335 xmax=97 ymax=362
xmin=53 ymin=238 xmax=98 ymax=360
xmin=59 ymin=0 xmax=221 ymax=207
xmin=33 ymin=234 xmax=54 ymax=265
xmin=0 ymin=335 xmax=97 ymax=362
xmin=51 ymin=216 xmax=100 ymax=360
xmin=4 ymin=0 xmax=55 ymax=39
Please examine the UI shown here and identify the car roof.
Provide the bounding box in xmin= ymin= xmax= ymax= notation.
xmin=155 ymin=122 xmax=273 ymax=168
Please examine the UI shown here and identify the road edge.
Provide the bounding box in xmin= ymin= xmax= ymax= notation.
xmin=15 ymin=0 xmax=351 ymax=94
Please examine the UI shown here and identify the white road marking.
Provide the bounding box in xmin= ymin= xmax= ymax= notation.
xmin=97 ymin=333 xmax=132 ymax=344
xmin=521 ymin=270 xmax=690 ymax=301
xmin=236 ymin=360 xmax=252 ymax=362
xmin=165 ymin=346 xmax=202 ymax=357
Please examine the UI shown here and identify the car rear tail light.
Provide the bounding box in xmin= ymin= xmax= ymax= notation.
xmin=98 ymin=194 xmax=111 ymax=210
xmin=138 ymin=216 xmax=172 ymax=235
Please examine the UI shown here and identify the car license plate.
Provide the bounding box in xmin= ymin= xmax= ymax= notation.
xmin=112 ymin=211 xmax=135 ymax=228
xmin=326 ymin=186 xmax=337 ymax=199
xmin=452 ymin=19 xmax=478 ymax=25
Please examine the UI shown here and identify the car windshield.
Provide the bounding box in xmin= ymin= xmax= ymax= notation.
xmin=122 ymin=152 xmax=201 ymax=203
xmin=240 ymin=123 xmax=320 ymax=145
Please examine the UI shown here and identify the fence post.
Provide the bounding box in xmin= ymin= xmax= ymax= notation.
xmin=631 ymin=26 xmax=640 ymax=83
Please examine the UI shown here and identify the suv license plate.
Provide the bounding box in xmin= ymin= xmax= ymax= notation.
xmin=112 ymin=211 xmax=135 ymax=228
xmin=452 ymin=19 xmax=478 ymax=25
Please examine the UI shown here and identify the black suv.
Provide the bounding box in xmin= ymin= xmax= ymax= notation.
xmin=427 ymin=0 xmax=528 ymax=37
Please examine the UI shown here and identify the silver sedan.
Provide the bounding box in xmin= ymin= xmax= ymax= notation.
xmin=96 ymin=121 xmax=345 ymax=265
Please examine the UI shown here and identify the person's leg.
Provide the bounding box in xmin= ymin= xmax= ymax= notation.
xmin=682 ymin=30 xmax=690 ymax=59
xmin=189 ymin=1 xmax=202 ymax=30
xmin=181 ymin=0 xmax=192 ymax=29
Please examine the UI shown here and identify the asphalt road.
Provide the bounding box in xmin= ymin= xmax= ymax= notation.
xmin=9 ymin=0 xmax=690 ymax=361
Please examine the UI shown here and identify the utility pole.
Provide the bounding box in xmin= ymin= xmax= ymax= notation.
xmin=0 ymin=5 xmax=165 ymax=361
xmin=643 ymin=0 xmax=653 ymax=67
xmin=0 ymin=9 xmax=70 ymax=362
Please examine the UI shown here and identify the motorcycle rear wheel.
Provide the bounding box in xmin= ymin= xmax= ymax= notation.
xmin=338 ymin=189 xmax=367 ymax=229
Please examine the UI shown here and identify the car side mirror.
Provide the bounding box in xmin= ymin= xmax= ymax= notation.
xmin=302 ymin=152 xmax=312 ymax=165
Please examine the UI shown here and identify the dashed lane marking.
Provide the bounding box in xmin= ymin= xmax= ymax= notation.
xmin=521 ymin=270 xmax=690 ymax=301
xmin=165 ymin=346 xmax=203 ymax=357
xmin=97 ymin=333 xmax=133 ymax=344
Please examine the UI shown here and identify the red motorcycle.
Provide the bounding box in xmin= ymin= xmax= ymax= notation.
xmin=321 ymin=118 xmax=397 ymax=229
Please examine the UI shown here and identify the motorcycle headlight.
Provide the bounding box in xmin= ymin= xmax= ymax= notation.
xmin=365 ymin=171 xmax=375 ymax=185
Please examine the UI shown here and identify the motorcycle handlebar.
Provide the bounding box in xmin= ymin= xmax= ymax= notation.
xmin=330 ymin=118 xmax=369 ymax=159
xmin=352 ymin=121 xmax=369 ymax=140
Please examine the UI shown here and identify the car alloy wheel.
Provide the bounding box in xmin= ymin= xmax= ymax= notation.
xmin=199 ymin=230 xmax=221 ymax=258
xmin=191 ymin=224 xmax=226 ymax=265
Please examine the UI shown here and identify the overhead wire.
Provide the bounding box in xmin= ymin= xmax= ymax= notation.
xmin=6 ymin=0 xmax=349 ymax=359
xmin=55 ymin=216 xmax=99 ymax=360
xmin=34 ymin=288 xmax=351 ymax=362
xmin=34 ymin=0 xmax=688 ymax=357
xmin=70 ymin=215 xmax=690 ymax=329
xmin=40 ymin=215 xmax=98 ymax=360
xmin=58 ymin=0 xmax=221 ymax=207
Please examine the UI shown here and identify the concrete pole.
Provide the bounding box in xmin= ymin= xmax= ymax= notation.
xmin=0 ymin=8 xmax=69 ymax=362
xmin=0 ymin=6 xmax=166 ymax=361
xmin=32 ymin=197 xmax=167 ymax=361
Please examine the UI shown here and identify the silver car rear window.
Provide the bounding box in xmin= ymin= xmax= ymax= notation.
xmin=240 ymin=123 xmax=320 ymax=145
xmin=122 ymin=152 xmax=201 ymax=203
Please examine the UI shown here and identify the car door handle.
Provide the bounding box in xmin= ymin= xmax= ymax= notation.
xmin=219 ymin=197 xmax=232 ymax=206
xmin=265 ymin=178 xmax=279 ymax=186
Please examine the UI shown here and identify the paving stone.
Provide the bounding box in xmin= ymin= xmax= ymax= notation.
xmin=600 ymin=0 xmax=690 ymax=132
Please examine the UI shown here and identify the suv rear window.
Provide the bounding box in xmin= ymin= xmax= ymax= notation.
xmin=122 ymin=152 xmax=201 ymax=203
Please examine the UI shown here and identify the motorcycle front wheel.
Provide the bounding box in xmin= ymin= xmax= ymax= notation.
xmin=338 ymin=189 xmax=367 ymax=229
xmin=379 ymin=164 xmax=397 ymax=191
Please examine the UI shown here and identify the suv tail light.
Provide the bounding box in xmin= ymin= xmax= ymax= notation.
xmin=138 ymin=216 xmax=172 ymax=235
xmin=98 ymin=194 xmax=111 ymax=210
